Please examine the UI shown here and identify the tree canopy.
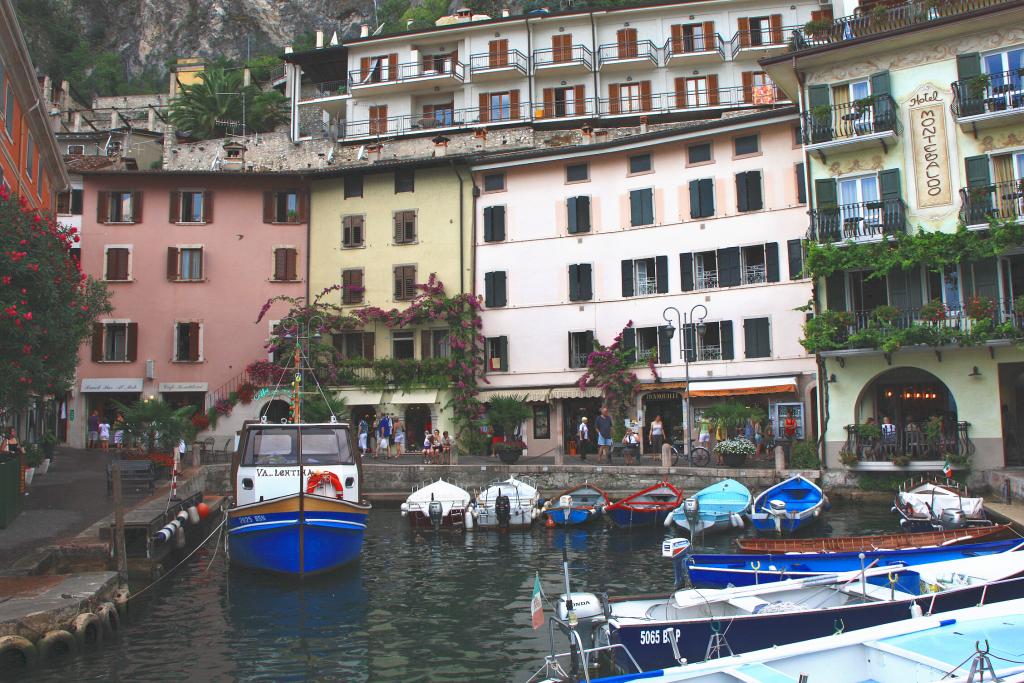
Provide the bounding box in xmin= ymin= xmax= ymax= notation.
xmin=169 ymin=67 xmax=287 ymax=140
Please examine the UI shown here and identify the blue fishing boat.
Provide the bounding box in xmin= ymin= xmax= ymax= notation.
xmin=543 ymin=483 xmax=608 ymax=526
xmin=606 ymin=482 xmax=683 ymax=528
xmin=685 ymin=538 xmax=1024 ymax=587
xmin=667 ymin=479 xmax=750 ymax=536
xmin=748 ymin=474 xmax=825 ymax=534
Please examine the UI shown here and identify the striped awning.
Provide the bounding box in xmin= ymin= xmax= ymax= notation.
xmin=477 ymin=388 xmax=550 ymax=403
xmin=687 ymin=377 xmax=798 ymax=398
xmin=548 ymin=386 xmax=604 ymax=400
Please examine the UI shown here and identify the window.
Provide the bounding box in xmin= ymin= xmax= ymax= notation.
xmin=172 ymin=247 xmax=204 ymax=281
xmin=568 ymin=331 xmax=594 ymax=369
xmin=104 ymin=247 xmax=130 ymax=281
xmin=333 ymin=331 xmax=374 ymax=360
xmin=741 ymin=15 xmax=782 ymax=46
xmin=689 ymin=179 xmax=715 ymax=219
xmin=547 ymin=86 xmax=583 ymax=117
xmin=342 ymin=269 xmax=364 ymax=304
xmin=67 ymin=144 xmax=85 ymax=155
xmin=369 ymin=105 xmax=389 ymax=135
xmin=273 ymin=247 xmax=298 ymax=281
xmin=743 ymin=317 xmax=771 ymax=358
xmin=483 ymin=205 xmax=506 ymax=242
xmin=568 ymin=263 xmax=593 ymax=301
xmin=25 ymin=135 xmax=34 ymax=180
xmin=422 ymin=329 xmax=451 ymax=359
xmin=734 ymin=134 xmax=759 ymax=156
xmin=736 ymin=171 xmax=763 ymax=212
xmin=394 ymin=170 xmax=414 ymax=193
xmin=796 ymin=163 xmax=806 ymax=204
xmin=264 ymin=190 xmax=302 ymax=223
xmin=629 ymin=188 xmax=654 ymax=226
xmin=566 ymin=163 xmax=589 ymax=183
xmin=359 ymin=54 xmax=396 ymax=84
xmin=630 ymin=326 xmax=665 ymax=363
xmin=392 ymin=331 xmax=415 ymax=360
xmin=693 ymin=251 xmax=719 ymax=290
xmin=177 ymin=191 xmax=208 ymax=223
xmin=672 ymin=23 xmax=709 ymax=53
xmin=621 ymin=256 xmax=667 ymax=297
xmin=92 ymin=321 xmax=137 ymax=363
xmin=174 ymin=322 xmax=202 ymax=362
xmin=741 ymin=70 xmax=773 ymax=104
xmin=344 ymin=175 xmax=363 ymax=198
xmin=394 ymin=265 xmax=416 ymax=300
xmin=688 ymin=143 xmax=712 ymax=164
xmin=342 ymin=215 xmax=365 ymax=247
xmin=486 ymin=336 xmax=508 ymax=371
xmin=615 ymin=82 xmax=646 ymax=113
xmin=57 ymin=189 xmax=83 ymax=215
xmin=691 ymin=320 xmax=733 ymax=361
xmin=489 ymin=92 xmax=512 ymax=121
xmin=484 ymin=271 xmax=508 ymax=307
xmin=740 ymin=243 xmax=780 ymax=285
xmin=678 ymin=76 xmax=714 ymax=108
xmin=423 ymin=102 xmax=454 ymax=126
xmin=99 ymin=191 xmax=138 ymax=224
xmin=483 ymin=173 xmax=505 ymax=192
xmin=628 ymin=153 xmax=651 ymax=174
xmin=567 ymin=196 xmax=591 ymax=233
xmin=533 ymin=405 xmax=550 ymax=439
xmin=393 ymin=210 xmax=417 ymax=244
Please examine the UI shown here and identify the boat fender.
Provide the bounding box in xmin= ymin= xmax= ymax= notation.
xmin=663 ymin=510 xmax=675 ymax=528
xmin=730 ymin=513 xmax=744 ymax=529
xmin=187 ymin=506 xmax=200 ymax=525
xmin=113 ymin=588 xmax=129 ymax=617
xmin=96 ymin=602 xmax=120 ymax=635
xmin=822 ymin=495 xmax=832 ymax=512
xmin=175 ymin=524 xmax=187 ymax=549
xmin=70 ymin=613 xmax=103 ymax=649
xmin=400 ymin=502 xmax=409 ymax=516
xmin=464 ymin=508 xmax=475 ymax=530
xmin=154 ymin=518 xmax=182 ymax=543
xmin=909 ymin=602 xmax=924 ymax=618
xmin=0 ymin=635 xmax=37 ymax=669
xmin=36 ymin=630 xmax=76 ymax=660
xmin=531 ymin=506 xmax=540 ymax=521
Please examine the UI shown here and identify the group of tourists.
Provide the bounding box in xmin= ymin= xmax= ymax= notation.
xmin=86 ymin=411 xmax=126 ymax=450
xmin=357 ymin=413 xmax=405 ymax=459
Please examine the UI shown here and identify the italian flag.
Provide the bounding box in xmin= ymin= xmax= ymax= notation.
xmin=942 ymin=461 xmax=954 ymax=479
xmin=531 ymin=572 xmax=544 ymax=630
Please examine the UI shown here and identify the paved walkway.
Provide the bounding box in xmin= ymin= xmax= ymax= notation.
xmin=363 ymin=449 xmax=779 ymax=468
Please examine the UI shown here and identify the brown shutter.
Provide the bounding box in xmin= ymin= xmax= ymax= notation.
xmin=352 ymin=269 xmax=363 ymax=301
xmin=91 ymin=323 xmax=103 ymax=362
xmin=608 ymin=83 xmax=621 ymax=115
xmin=479 ymin=92 xmax=490 ymax=123
xmin=360 ymin=57 xmax=371 ymax=81
xmin=131 ymin=192 xmax=142 ymax=223
xmin=742 ymin=71 xmax=754 ymax=103
xmin=489 ymin=39 xmax=508 ymax=67
xmin=675 ymin=77 xmax=687 ymax=109
xmin=810 ymin=8 xmax=833 ymax=22
xmin=169 ymin=191 xmax=180 ymax=222
xmin=297 ymin=191 xmax=308 ymax=224
xmin=542 ymin=88 xmax=554 ymax=118
xmin=167 ymin=247 xmax=179 ymax=281
xmin=574 ymin=85 xmax=586 ymax=114
xmin=769 ymin=14 xmax=783 ymax=43
xmin=640 ymin=81 xmax=652 ymax=111
xmin=702 ymin=21 xmax=715 ymax=50
xmin=273 ymin=248 xmax=286 ymax=280
xmin=105 ymin=249 xmax=115 ymax=279
xmin=394 ymin=267 xmax=402 ymax=299
xmin=707 ymin=74 xmax=720 ymax=105
xmin=114 ymin=249 xmax=128 ymax=280
xmin=421 ymin=53 xmax=433 ymax=72
xmin=203 ymin=191 xmax=213 ymax=223
xmin=670 ymin=24 xmax=683 ymax=53
xmin=406 ymin=266 xmax=416 ymax=298
xmin=421 ymin=330 xmax=432 ymax=359
xmin=509 ymin=89 xmax=520 ymax=119
xmin=387 ymin=54 xmax=398 ymax=80
xmin=96 ymin=191 xmax=109 ymax=224
xmin=617 ymin=28 xmax=637 ymax=58
xmin=188 ymin=322 xmax=201 ymax=361
xmin=738 ymin=17 xmax=751 ymax=48
xmin=263 ymin=191 xmax=274 ymax=223
xmin=363 ymin=332 xmax=375 ymax=360
xmin=196 ymin=247 xmax=204 ymax=280
xmin=286 ymin=248 xmax=298 ymax=281
xmin=126 ymin=323 xmax=138 ymax=362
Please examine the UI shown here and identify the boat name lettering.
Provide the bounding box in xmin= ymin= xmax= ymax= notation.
xmin=255 ymin=468 xmax=301 ymax=477
xmin=639 ymin=628 xmax=679 ymax=646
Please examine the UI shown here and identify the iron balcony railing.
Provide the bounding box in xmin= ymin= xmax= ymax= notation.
xmin=597 ymin=40 xmax=659 ymax=67
xmin=698 ymin=345 xmax=722 ymax=362
xmin=742 ymin=264 xmax=767 ymax=285
xmin=337 ymin=101 xmax=534 ymax=138
xmin=300 ymin=80 xmax=347 ymax=102
xmin=665 ymin=33 xmax=727 ymax=60
xmin=348 ymin=59 xmax=465 ymax=88
xmin=809 ymin=198 xmax=907 ymax=243
xmin=960 ymin=180 xmax=1024 ymax=226
xmin=951 ymin=68 xmax=1024 ymax=118
xmin=533 ymin=44 xmax=593 ymax=70
xmin=695 ymin=269 xmax=719 ymax=291
xmin=635 ymin=277 xmax=659 ymax=296
xmin=597 ymin=85 xmax=786 ymax=116
xmin=729 ymin=25 xmax=803 ymax=56
xmin=468 ymin=49 xmax=529 ymax=74
xmin=801 ymin=94 xmax=900 ymax=145
xmin=833 ymin=305 xmax=1016 ymax=346
xmin=843 ymin=421 xmax=973 ymax=462
xmin=535 ymin=97 xmax=596 ymax=120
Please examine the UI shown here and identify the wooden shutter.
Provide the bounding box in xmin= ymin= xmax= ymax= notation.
xmin=683 ymin=324 xmax=696 ymax=362
xmin=608 ymin=83 xmax=621 ymax=115
xmin=737 ymin=172 xmax=749 ymax=212
xmin=362 ymin=332 xmax=375 ymax=360
xmin=702 ymin=21 xmax=715 ymax=51
xmin=394 ymin=267 xmax=405 ymax=300
xmin=273 ymin=248 xmax=287 ymax=280
xmin=509 ymin=89 xmax=520 ymax=119
xmin=674 ymin=77 xmax=686 ymax=109
xmin=188 ymin=322 xmax=201 ymax=361
xmin=387 ymin=54 xmax=398 ymax=80
xmin=263 ymin=191 xmax=274 ymax=223
xmin=747 ymin=171 xmax=763 ymax=210
xmin=394 ymin=212 xmax=404 ymax=243
xmin=285 ymin=248 xmax=297 ymax=281
xmin=720 ymin=320 xmax=734 ymax=360
xmin=569 ymin=264 xmax=580 ymax=301
xmin=956 ymin=52 xmax=982 ymax=81
xmin=706 ymin=74 xmax=719 ymax=105
xmin=297 ymin=191 xmax=308 ymax=224
xmin=671 ymin=24 xmax=683 ymax=53
xmin=483 ymin=207 xmax=494 ymax=241
xmin=870 ymin=71 xmax=891 ymax=99
xmin=657 ymin=326 xmax=672 ymax=364
xmin=765 ymin=243 xmax=780 ymax=282
xmin=169 ymin=191 xmax=181 ymax=222
xmin=655 ymin=255 xmax=668 ymax=293
xmin=787 ymin=239 xmax=804 ymax=280
xmin=91 ymin=323 xmax=103 ymax=362
xmin=553 ymin=34 xmax=571 ymax=62
xmin=489 ymin=206 xmax=506 ymax=241
xmin=680 ymin=253 xmax=694 ymax=291
xmin=203 ymin=191 xmax=213 ymax=223
xmin=741 ymin=71 xmax=754 ymax=103
xmin=617 ymin=28 xmax=637 ymax=58
xmin=567 ymin=197 xmax=578 ymax=233
xmin=796 ymin=162 xmax=806 ymax=204
xmin=131 ymin=192 xmax=142 ymax=223
xmin=814 ymin=178 xmax=838 ymax=208
xmin=360 ymin=57 xmax=371 ymax=81
xmin=579 ymin=263 xmax=592 ymax=300
xmin=498 ymin=336 xmax=509 ymax=371
xmin=737 ymin=17 xmax=751 ymax=48
xmin=542 ymin=88 xmax=554 ymax=118
xmin=574 ymin=85 xmax=586 ymax=115
xmin=700 ymin=179 xmax=714 ymax=217
xmin=825 ymin=272 xmax=847 ymax=311
xmin=965 ymin=155 xmax=992 ymax=188
xmin=576 ymin=196 xmax=590 ymax=232
xmin=744 ymin=318 xmax=762 ymax=358
xmin=105 ymin=249 xmax=116 ymax=280
xmin=879 ymin=169 xmax=901 ymax=202
xmin=489 ymin=39 xmax=508 ymax=67
xmin=718 ymin=247 xmax=741 ymax=287
xmin=167 ymin=247 xmax=179 ymax=281
xmin=639 ymin=81 xmax=652 ymax=111
xmin=621 ymin=260 xmax=634 ymax=297
xmin=421 ymin=330 xmax=432 ymax=359
xmin=126 ymin=323 xmax=138 ymax=362
xmin=96 ymin=191 xmax=109 ymax=223
xmin=196 ymin=247 xmax=204 ymax=280
xmin=621 ymin=328 xmax=636 ymax=358
xmin=810 ymin=8 xmax=833 ymax=22
xmin=478 ymin=92 xmax=490 ymax=123
xmin=495 ymin=271 xmax=507 ymax=307
xmin=769 ymin=14 xmax=783 ymax=43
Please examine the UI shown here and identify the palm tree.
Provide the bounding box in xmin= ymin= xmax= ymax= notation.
xmin=169 ymin=67 xmax=287 ymax=140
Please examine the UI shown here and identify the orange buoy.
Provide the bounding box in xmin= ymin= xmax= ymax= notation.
xmin=544 ymin=516 xmax=555 ymax=528
xmin=196 ymin=502 xmax=211 ymax=520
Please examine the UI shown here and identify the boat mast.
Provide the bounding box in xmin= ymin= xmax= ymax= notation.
xmin=293 ymin=341 xmax=305 ymax=579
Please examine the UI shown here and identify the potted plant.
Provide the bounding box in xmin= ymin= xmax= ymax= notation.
xmin=871 ymin=304 xmax=901 ymax=326
xmin=964 ymin=295 xmax=996 ymax=320
xmin=839 ymin=449 xmax=861 ymax=467
xmin=237 ymin=382 xmax=257 ymax=405
xmin=919 ymin=299 xmax=947 ymax=323
xmin=967 ymin=73 xmax=991 ymax=99
xmin=41 ymin=430 xmax=58 ymax=459
xmin=23 ymin=444 xmax=42 ymax=485
xmin=803 ymin=18 xmax=833 ymax=39
xmin=114 ymin=399 xmax=195 ymax=471
xmin=891 ymin=454 xmax=911 ymax=467
xmin=715 ymin=437 xmax=755 ymax=467
xmin=486 ymin=394 xmax=533 ymax=464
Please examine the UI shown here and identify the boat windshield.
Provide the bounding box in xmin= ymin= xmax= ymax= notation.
xmin=241 ymin=427 xmax=353 ymax=466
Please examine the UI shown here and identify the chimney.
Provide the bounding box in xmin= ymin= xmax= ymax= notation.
xmin=501 ymin=7 xmax=510 ymax=17
xmin=243 ymin=67 xmax=251 ymax=86
xmin=316 ymin=30 xmax=324 ymax=48
xmin=284 ymin=45 xmax=293 ymax=54
xmin=73 ymin=111 xmax=82 ymax=133
xmin=110 ymin=109 xmax=118 ymax=129
xmin=456 ymin=8 xmax=472 ymax=22
xmin=360 ymin=24 xmax=370 ymax=37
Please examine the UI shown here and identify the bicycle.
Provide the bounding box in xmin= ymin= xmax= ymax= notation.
xmin=668 ymin=440 xmax=711 ymax=467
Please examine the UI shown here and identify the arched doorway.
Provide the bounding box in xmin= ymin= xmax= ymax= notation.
xmin=405 ymin=404 xmax=432 ymax=452
xmin=260 ymin=399 xmax=291 ymax=423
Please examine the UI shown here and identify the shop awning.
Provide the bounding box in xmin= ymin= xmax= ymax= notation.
xmin=640 ymin=382 xmax=688 ymax=391
xmin=336 ymin=389 xmax=383 ymax=406
xmin=548 ymin=386 xmax=604 ymax=400
xmin=477 ymin=388 xmax=550 ymax=403
xmin=687 ymin=376 xmax=798 ymax=398
xmin=388 ymin=390 xmax=439 ymax=405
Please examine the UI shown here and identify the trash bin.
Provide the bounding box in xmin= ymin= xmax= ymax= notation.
xmin=0 ymin=456 xmax=24 ymax=528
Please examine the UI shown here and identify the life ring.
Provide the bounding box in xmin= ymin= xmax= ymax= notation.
xmin=96 ymin=602 xmax=120 ymax=635
xmin=0 ymin=635 xmax=37 ymax=669
xmin=36 ymin=630 xmax=76 ymax=661
xmin=306 ymin=471 xmax=343 ymax=499
xmin=70 ymin=612 xmax=103 ymax=649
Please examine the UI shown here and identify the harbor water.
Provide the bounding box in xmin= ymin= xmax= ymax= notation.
xmin=19 ymin=500 xmax=894 ymax=683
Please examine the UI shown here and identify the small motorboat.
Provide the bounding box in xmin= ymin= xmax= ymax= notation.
xmin=685 ymin=537 xmax=1024 ymax=587
xmin=735 ymin=523 xmax=1014 ymax=553
xmin=606 ymin=482 xmax=683 ymax=528
xmin=472 ymin=475 xmax=540 ymax=530
xmin=543 ymin=483 xmax=608 ymax=526
xmin=894 ymin=477 xmax=992 ymax=532
xmin=748 ymin=474 xmax=826 ymax=534
xmin=667 ymin=479 xmax=750 ymax=536
xmin=401 ymin=479 xmax=472 ymax=531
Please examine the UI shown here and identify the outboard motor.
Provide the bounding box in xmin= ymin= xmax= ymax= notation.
xmin=559 ymin=494 xmax=572 ymax=509
xmin=768 ymin=499 xmax=787 ymax=533
xmin=495 ymin=492 xmax=512 ymax=529
xmin=941 ymin=508 xmax=966 ymax=529
xmin=555 ymin=593 xmax=607 ymax=651
xmin=428 ymin=499 xmax=444 ymax=531
xmin=663 ymin=538 xmax=692 ymax=588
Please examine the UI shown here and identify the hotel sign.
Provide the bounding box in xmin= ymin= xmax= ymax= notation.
xmin=80 ymin=378 xmax=144 ymax=393
xmin=158 ymin=382 xmax=209 ymax=393
xmin=908 ymin=89 xmax=953 ymax=208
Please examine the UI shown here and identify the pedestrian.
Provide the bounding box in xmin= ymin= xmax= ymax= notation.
xmin=649 ymin=415 xmax=665 ymax=456
xmin=744 ymin=417 xmax=756 ymax=443
xmin=358 ymin=415 xmax=369 ymax=455
xmin=433 ymin=429 xmax=444 ymax=464
xmin=622 ymin=428 xmax=640 ymax=465
xmin=99 ymin=418 xmax=111 ymax=451
xmin=577 ymin=416 xmax=589 ymax=461
xmin=753 ymin=418 xmax=763 ymax=457
xmin=87 ymin=410 xmax=99 ymax=449
xmin=378 ymin=413 xmax=392 ymax=459
xmin=441 ymin=430 xmax=452 ymax=464
xmin=595 ymin=406 xmax=613 ymax=463
xmin=423 ymin=430 xmax=436 ymax=464
xmin=394 ymin=418 xmax=405 ymax=457
xmin=3 ymin=427 xmax=22 ymax=459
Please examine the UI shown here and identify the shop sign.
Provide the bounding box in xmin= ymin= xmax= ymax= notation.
xmin=80 ymin=378 xmax=144 ymax=393
xmin=158 ymin=382 xmax=209 ymax=393
xmin=908 ymin=88 xmax=953 ymax=208
xmin=644 ymin=392 xmax=682 ymax=401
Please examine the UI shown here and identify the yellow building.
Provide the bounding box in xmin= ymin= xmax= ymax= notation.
xmin=308 ymin=161 xmax=474 ymax=442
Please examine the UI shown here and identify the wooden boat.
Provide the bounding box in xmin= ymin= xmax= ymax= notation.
xmin=606 ymin=482 xmax=683 ymax=528
xmin=668 ymin=479 xmax=751 ymax=536
xmin=401 ymin=479 xmax=472 ymax=531
xmin=735 ymin=524 xmax=1015 ymax=553
xmin=894 ymin=477 xmax=992 ymax=532
xmin=748 ymin=474 xmax=826 ymax=535
xmin=543 ymin=483 xmax=608 ymax=526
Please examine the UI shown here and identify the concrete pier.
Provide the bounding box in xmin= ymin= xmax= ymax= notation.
xmin=0 ymin=572 xmax=119 ymax=639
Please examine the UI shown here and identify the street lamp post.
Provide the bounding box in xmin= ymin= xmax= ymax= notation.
xmin=662 ymin=305 xmax=708 ymax=459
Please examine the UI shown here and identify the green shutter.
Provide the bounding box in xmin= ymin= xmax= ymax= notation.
xmin=493 ymin=206 xmax=505 ymax=241
xmin=815 ymin=178 xmax=838 ymax=208
xmin=964 ymin=156 xmax=993 ymax=222
xmin=765 ymin=243 xmax=780 ymax=283
xmin=580 ymin=263 xmax=592 ymax=300
xmin=720 ymin=320 xmax=734 ymax=360
xmin=796 ymin=163 xmax=806 ymax=204
xmin=499 ymin=335 xmax=509 ymax=371
xmin=807 ymin=84 xmax=832 ymax=143
xmin=657 ymin=326 xmax=672 ymax=364
xmin=621 ymin=259 xmax=634 ymax=297
xmin=567 ymin=197 xmax=578 ymax=233
xmin=622 ymin=327 xmax=636 ymax=362
xmin=956 ymin=53 xmax=983 ymax=115
xmin=484 ymin=271 xmax=494 ymax=307
xmin=744 ymin=318 xmax=757 ymax=358
xmin=630 ymin=190 xmax=643 ymax=226
xmin=787 ymin=239 xmax=804 ymax=280
xmin=870 ymin=71 xmax=892 ymax=130
xmin=971 ymin=257 xmax=999 ymax=300
xmin=568 ymin=265 xmax=579 ymax=301
xmin=746 ymin=171 xmax=763 ymax=210
xmin=495 ymin=271 xmax=507 ymax=307
xmin=683 ymin=324 xmax=696 ymax=362
xmin=680 ymin=253 xmax=694 ymax=291
xmin=577 ymin=196 xmax=591 ymax=232
xmin=689 ymin=180 xmax=701 ymax=219
xmin=965 ymin=156 xmax=992 ymax=188
xmin=483 ymin=207 xmax=494 ymax=242
xmin=736 ymin=172 xmax=749 ymax=212
xmin=889 ymin=268 xmax=911 ymax=310
xmin=699 ymin=179 xmax=714 ymax=217
xmin=718 ymin=247 xmax=741 ymax=287
xmin=825 ymin=272 xmax=846 ymax=311
xmin=879 ymin=168 xmax=901 ymax=202
xmin=870 ymin=71 xmax=890 ymax=97
xmin=807 ymin=84 xmax=830 ymax=108
xmin=655 ymin=255 xmax=668 ymax=293
xmin=956 ymin=53 xmax=982 ymax=80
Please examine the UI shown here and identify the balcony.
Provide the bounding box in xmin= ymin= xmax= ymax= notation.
xmin=665 ymin=34 xmax=726 ymax=66
xmin=532 ymin=45 xmax=593 ymax=75
xmin=729 ymin=25 xmax=801 ymax=59
xmin=468 ymin=49 xmax=529 ymax=81
xmin=347 ymin=60 xmax=465 ymax=94
xmin=635 ymin=276 xmax=658 ymax=296
xmin=742 ymin=264 xmax=766 ymax=285
xmin=809 ymin=198 xmax=907 ymax=243
xmin=951 ymin=69 xmax=1024 ymax=132
xmin=337 ymin=101 xmax=533 ymax=139
xmin=298 ymin=79 xmax=349 ymax=115
xmin=596 ymin=85 xmax=787 ymax=118
xmin=597 ymin=40 xmax=659 ymax=71
xmin=698 ymin=345 xmax=722 ymax=362
xmin=843 ymin=421 xmax=972 ymax=467
xmin=695 ymin=269 xmax=719 ymax=290
xmin=801 ymin=94 xmax=900 ymax=156
xmin=533 ymin=97 xmax=595 ymax=122
xmin=960 ymin=180 xmax=1024 ymax=227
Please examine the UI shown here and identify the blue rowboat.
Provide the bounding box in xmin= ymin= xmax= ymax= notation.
xmin=748 ymin=475 xmax=825 ymax=534
xmin=685 ymin=538 xmax=1024 ymax=587
xmin=669 ymin=479 xmax=751 ymax=536
xmin=606 ymin=482 xmax=683 ymax=528
xmin=544 ymin=483 xmax=609 ymax=526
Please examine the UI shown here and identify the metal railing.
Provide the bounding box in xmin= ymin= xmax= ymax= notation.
xmin=533 ymin=45 xmax=593 ymax=70
xmin=742 ymin=264 xmax=766 ymax=285
xmin=300 ymin=80 xmax=347 ymax=102
xmin=698 ymin=344 xmax=722 ymax=361
xmin=843 ymin=421 xmax=973 ymax=462
xmin=729 ymin=25 xmax=803 ymax=56
xmin=337 ymin=101 xmax=533 ymax=138
xmin=468 ymin=49 xmax=529 ymax=74
xmin=597 ymin=85 xmax=786 ymax=116
xmin=801 ymin=94 xmax=900 ymax=145
xmin=952 ymin=68 xmax=1024 ymax=118
xmin=666 ymin=33 xmax=727 ymax=60
xmin=597 ymin=40 xmax=659 ymax=66
xmin=695 ymin=269 xmax=719 ymax=290
xmin=834 ymin=304 xmax=1018 ymax=343
xmin=960 ymin=180 xmax=1024 ymax=226
xmin=635 ymin=277 xmax=658 ymax=296
xmin=809 ymin=198 xmax=907 ymax=243
xmin=535 ymin=97 xmax=595 ymax=119
xmin=348 ymin=60 xmax=465 ymax=88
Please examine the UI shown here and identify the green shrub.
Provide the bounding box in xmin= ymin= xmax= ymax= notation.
xmin=790 ymin=440 xmax=820 ymax=469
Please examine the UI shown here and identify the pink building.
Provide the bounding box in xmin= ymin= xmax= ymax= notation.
xmin=72 ymin=169 xmax=310 ymax=446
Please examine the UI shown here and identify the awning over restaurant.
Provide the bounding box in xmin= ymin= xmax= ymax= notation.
xmin=477 ymin=388 xmax=550 ymax=402
xmin=639 ymin=382 xmax=688 ymax=392
xmin=337 ymin=389 xmax=384 ymax=406
xmin=388 ymin=390 xmax=439 ymax=404
xmin=548 ymin=386 xmax=604 ymax=400
xmin=687 ymin=376 xmax=798 ymax=398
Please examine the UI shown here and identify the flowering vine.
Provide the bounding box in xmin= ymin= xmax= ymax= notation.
xmin=578 ymin=322 xmax=641 ymax=439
